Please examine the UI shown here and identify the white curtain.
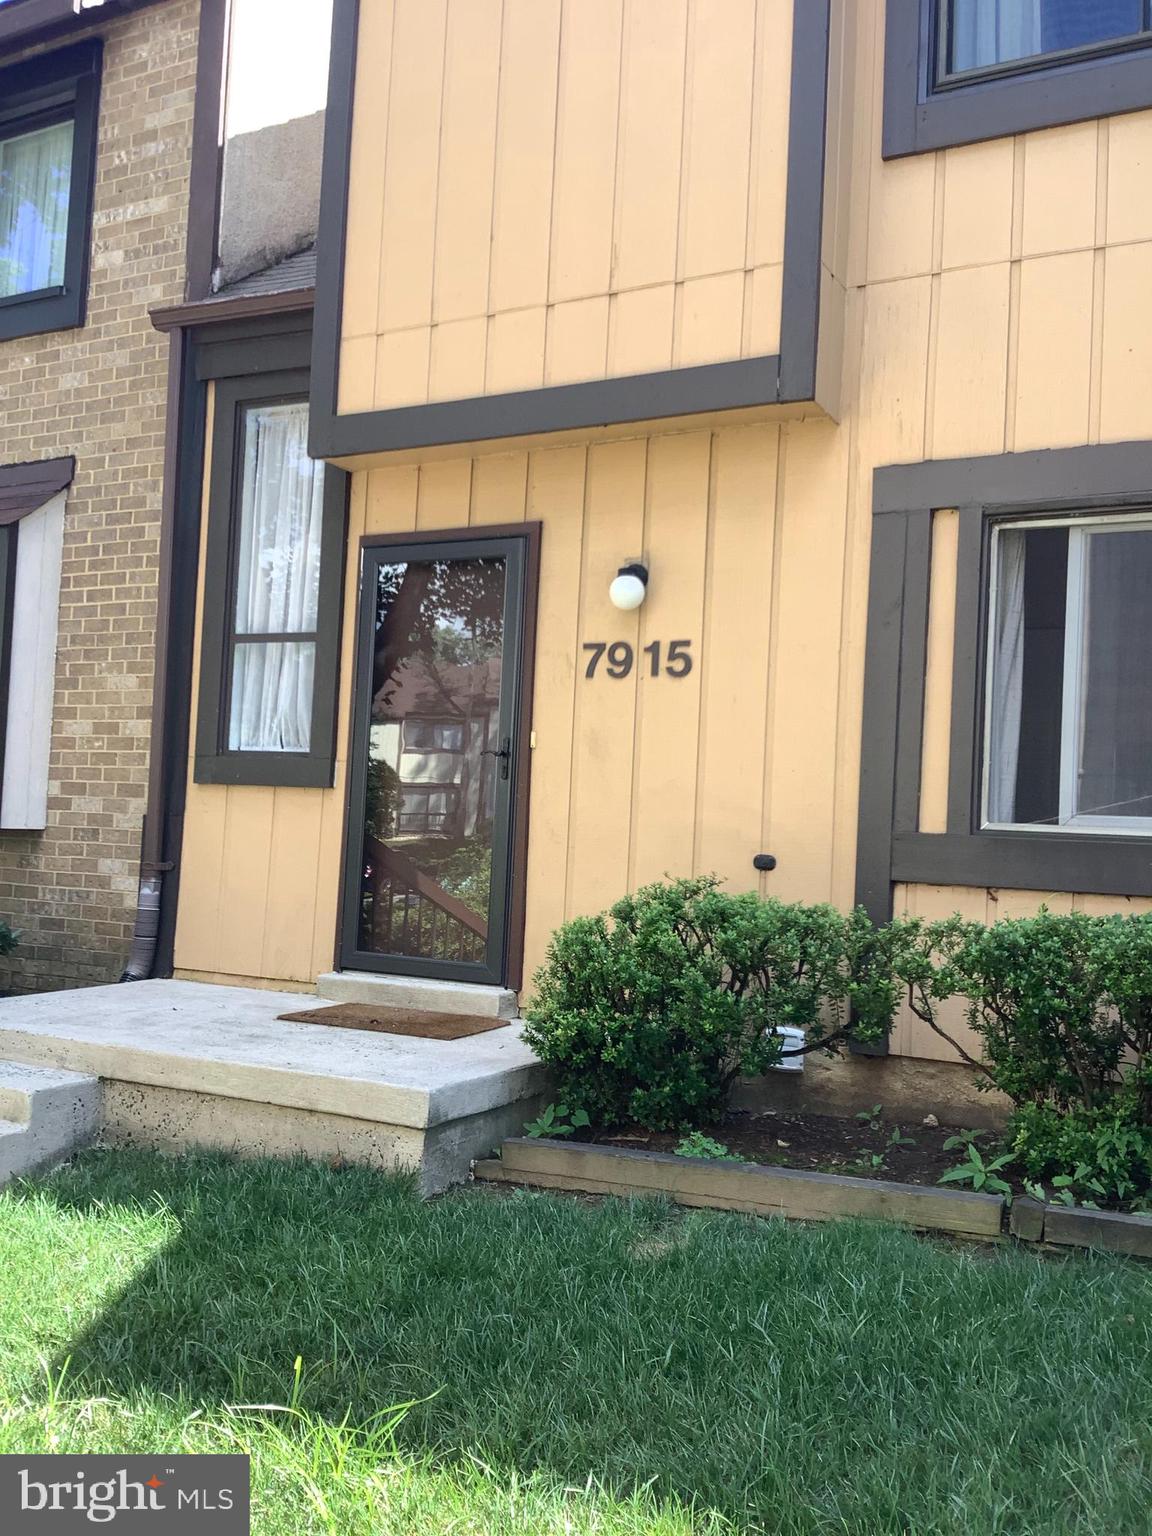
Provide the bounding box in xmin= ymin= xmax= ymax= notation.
xmin=0 ymin=121 xmax=73 ymax=300
xmin=228 ymin=401 xmax=326 ymax=752
xmin=951 ymin=0 xmax=1042 ymax=71
xmin=987 ymin=529 xmax=1027 ymax=824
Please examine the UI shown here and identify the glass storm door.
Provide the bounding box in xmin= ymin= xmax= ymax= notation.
xmin=341 ymin=534 xmax=529 ymax=984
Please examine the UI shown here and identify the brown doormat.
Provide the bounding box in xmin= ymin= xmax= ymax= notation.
xmin=276 ymin=1001 xmax=510 ymax=1040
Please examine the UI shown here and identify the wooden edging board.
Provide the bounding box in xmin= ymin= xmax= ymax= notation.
xmin=474 ymin=1137 xmax=1005 ymax=1239
xmin=1011 ymin=1195 xmax=1152 ymax=1260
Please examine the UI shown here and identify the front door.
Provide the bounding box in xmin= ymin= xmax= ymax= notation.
xmin=340 ymin=530 xmax=534 ymax=985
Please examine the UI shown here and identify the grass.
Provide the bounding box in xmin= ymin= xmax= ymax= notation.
xmin=1 ymin=1151 xmax=1151 ymax=1534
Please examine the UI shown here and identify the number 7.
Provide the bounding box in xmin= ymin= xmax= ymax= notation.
xmin=583 ymin=642 xmax=607 ymax=678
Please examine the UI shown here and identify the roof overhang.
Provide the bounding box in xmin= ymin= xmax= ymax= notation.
xmin=0 ymin=457 xmax=74 ymax=525
xmin=0 ymin=0 xmax=165 ymax=51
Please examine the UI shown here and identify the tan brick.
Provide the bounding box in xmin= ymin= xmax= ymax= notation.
xmin=0 ymin=0 xmax=197 ymax=992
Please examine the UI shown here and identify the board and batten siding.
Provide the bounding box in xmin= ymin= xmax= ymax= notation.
xmin=336 ymin=0 xmax=793 ymax=414
xmin=174 ymin=414 xmax=873 ymax=992
xmin=176 ymin=0 xmax=1152 ymax=1070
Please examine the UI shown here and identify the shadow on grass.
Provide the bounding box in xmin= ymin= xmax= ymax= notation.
xmin=15 ymin=1146 xmax=1152 ymax=1535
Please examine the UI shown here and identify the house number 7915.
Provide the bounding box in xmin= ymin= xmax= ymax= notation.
xmin=583 ymin=640 xmax=694 ymax=679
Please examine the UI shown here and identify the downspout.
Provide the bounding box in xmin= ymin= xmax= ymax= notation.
xmin=121 ymin=0 xmax=227 ymax=981
xmin=121 ymin=326 xmax=204 ymax=981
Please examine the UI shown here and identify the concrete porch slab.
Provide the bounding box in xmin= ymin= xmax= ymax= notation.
xmin=0 ymin=979 xmax=547 ymax=1192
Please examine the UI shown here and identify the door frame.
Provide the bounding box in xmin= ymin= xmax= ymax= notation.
xmin=337 ymin=521 xmax=540 ymax=989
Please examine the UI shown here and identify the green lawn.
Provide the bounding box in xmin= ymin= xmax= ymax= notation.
xmin=1 ymin=1151 xmax=1151 ymax=1534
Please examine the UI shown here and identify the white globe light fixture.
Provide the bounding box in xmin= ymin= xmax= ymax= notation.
xmin=609 ymin=562 xmax=649 ymax=611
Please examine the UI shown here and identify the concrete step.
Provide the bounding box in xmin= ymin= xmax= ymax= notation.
xmin=315 ymin=971 xmax=520 ymax=1020
xmin=0 ymin=1060 xmax=100 ymax=1187
xmin=0 ymin=980 xmax=545 ymax=1194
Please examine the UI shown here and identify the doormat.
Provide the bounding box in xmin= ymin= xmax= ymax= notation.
xmin=276 ymin=1002 xmax=510 ymax=1040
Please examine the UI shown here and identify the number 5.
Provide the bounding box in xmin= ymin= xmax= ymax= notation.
xmin=666 ymin=639 xmax=693 ymax=677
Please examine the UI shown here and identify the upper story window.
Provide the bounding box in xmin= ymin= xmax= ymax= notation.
xmin=943 ymin=1 xmax=1150 ymax=80
xmin=984 ymin=513 xmax=1152 ymax=834
xmin=0 ymin=117 xmax=73 ymax=297
xmin=0 ymin=42 xmax=101 ymax=340
xmin=885 ymin=0 xmax=1152 ymax=156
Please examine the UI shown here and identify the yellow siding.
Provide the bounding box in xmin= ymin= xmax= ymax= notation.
xmin=178 ymin=416 xmax=872 ymax=992
xmin=337 ymin=0 xmax=792 ymax=413
xmin=179 ymin=0 xmax=1152 ymax=1075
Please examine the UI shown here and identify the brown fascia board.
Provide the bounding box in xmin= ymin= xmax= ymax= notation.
xmin=0 ymin=0 xmax=167 ymax=50
xmin=150 ymin=288 xmax=316 ymax=333
xmin=0 ymin=455 xmax=75 ymax=525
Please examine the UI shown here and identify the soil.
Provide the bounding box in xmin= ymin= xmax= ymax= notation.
xmin=589 ymin=1109 xmax=1008 ymax=1192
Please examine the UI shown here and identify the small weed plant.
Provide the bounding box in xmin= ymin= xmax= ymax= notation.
xmin=938 ymin=1143 xmax=1014 ymax=1199
xmin=673 ymin=1132 xmax=747 ymax=1163
xmin=523 ymin=1104 xmax=591 ymax=1140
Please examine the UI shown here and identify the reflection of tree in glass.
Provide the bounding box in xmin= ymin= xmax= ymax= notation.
xmin=373 ymin=559 xmax=504 ymax=706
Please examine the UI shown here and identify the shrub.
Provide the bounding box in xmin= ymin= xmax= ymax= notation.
xmin=0 ymin=921 xmax=17 ymax=958
xmin=890 ymin=909 xmax=1152 ymax=1204
xmin=522 ymin=877 xmax=897 ymax=1130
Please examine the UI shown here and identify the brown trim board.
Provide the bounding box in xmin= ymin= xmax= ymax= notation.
xmin=856 ymin=439 xmax=1152 ymax=931
xmin=184 ymin=0 xmax=229 ymax=302
xmin=307 ymin=0 xmax=831 ymax=461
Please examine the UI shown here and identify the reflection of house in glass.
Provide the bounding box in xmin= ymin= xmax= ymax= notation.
xmin=370 ymin=653 xmax=501 ymax=843
xmin=358 ymin=644 xmax=503 ymax=965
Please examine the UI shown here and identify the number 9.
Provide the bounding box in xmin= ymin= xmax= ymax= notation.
xmin=606 ymin=641 xmax=634 ymax=679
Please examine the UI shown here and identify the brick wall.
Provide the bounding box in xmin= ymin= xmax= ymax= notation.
xmin=0 ymin=0 xmax=198 ymax=992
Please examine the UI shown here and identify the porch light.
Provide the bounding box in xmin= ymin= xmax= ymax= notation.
xmin=609 ymin=562 xmax=649 ymax=611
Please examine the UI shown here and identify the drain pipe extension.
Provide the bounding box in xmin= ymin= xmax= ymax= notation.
xmin=120 ymin=871 xmax=163 ymax=983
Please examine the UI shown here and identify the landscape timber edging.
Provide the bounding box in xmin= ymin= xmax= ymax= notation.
xmin=473 ymin=1137 xmax=1005 ymax=1240
xmin=1034 ymin=1201 xmax=1152 ymax=1260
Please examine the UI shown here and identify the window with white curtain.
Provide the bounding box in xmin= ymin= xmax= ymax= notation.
xmin=984 ymin=514 xmax=1152 ymax=832
xmin=226 ymin=400 xmax=325 ymax=754
xmin=0 ymin=117 xmax=73 ymax=300
xmin=944 ymin=0 xmax=1149 ymax=78
xmin=0 ymin=41 xmax=101 ymax=341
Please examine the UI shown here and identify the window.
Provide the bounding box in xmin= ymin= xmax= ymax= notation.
xmin=943 ymin=1 xmax=1150 ymax=80
xmin=195 ymin=370 xmax=348 ymax=787
xmin=402 ymin=718 xmax=464 ymax=753
xmin=884 ymin=0 xmax=1152 ymax=156
xmin=0 ymin=42 xmax=101 ymax=340
xmin=0 ymin=457 xmax=72 ymax=831
xmin=398 ymin=785 xmax=459 ymax=834
xmin=985 ymin=514 xmax=1152 ymax=833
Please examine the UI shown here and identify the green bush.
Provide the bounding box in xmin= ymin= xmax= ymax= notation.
xmin=0 ymin=921 xmax=16 ymax=958
xmin=522 ymin=877 xmax=897 ymax=1130
xmin=891 ymin=909 xmax=1152 ymax=1204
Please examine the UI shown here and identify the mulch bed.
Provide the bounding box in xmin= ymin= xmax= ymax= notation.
xmin=590 ymin=1109 xmax=1008 ymax=1192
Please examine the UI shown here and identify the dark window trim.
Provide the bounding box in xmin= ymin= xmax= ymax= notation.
xmin=884 ymin=0 xmax=1152 ymax=157
xmin=307 ymin=0 xmax=831 ymax=460
xmin=0 ymin=40 xmax=101 ymax=341
xmin=857 ymin=439 xmax=1152 ymax=934
xmin=193 ymin=366 xmax=349 ymax=788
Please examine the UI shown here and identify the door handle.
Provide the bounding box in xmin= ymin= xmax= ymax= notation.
xmin=482 ymin=737 xmax=512 ymax=780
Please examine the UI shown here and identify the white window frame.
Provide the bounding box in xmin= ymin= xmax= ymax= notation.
xmin=982 ymin=509 xmax=1152 ymax=837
